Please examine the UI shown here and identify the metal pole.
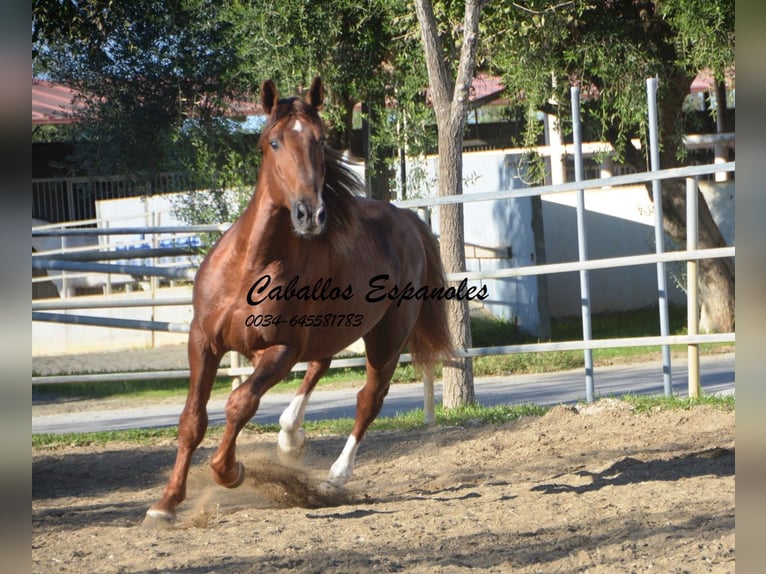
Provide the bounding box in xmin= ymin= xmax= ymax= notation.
xmin=394 ymin=162 xmax=735 ymax=210
xmin=32 ymin=311 xmax=190 ymax=333
xmin=32 ymin=258 xmax=197 ymax=281
xmin=646 ymin=77 xmax=673 ymax=396
xmin=230 ymin=351 xmax=243 ymax=390
xmin=423 ymin=368 xmax=435 ymax=424
xmin=686 ymin=177 xmax=701 ymax=397
xmin=571 ymin=86 xmax=595 ymax=402
xmin=60 ymin=234 xmax=69 ymax=298
xmin=32 ymin=224 xmax=229 ymax=236
xmin=33 ymin=296 xmax=193 ymax=310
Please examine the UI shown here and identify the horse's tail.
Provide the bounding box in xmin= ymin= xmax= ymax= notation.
xmin=406 ymin=212 xmax=456 ymax=372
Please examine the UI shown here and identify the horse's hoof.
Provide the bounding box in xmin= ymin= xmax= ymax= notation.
xmin=143 ymin=508 xmax=176 ymax=529
xmin=212 ymin=460 xmax=246 ymax=489
xmin=277 ymin=429 xmax=307 ymax=462
xmin=277 ymin=429 xmax=306 ymax=453
xmin=224 ymin=461 xmax=246 ymax=489
xmin=316 ymin=479 xmax=344 ymax=498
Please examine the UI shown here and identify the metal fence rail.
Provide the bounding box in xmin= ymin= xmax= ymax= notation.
xmin=393 ymin=161 xmax=735 ymax=209
xmin=32 ymin=163 xmax=736 ymax=393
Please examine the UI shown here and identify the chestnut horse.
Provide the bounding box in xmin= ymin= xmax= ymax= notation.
xmin=146 ymin=77 xmax=453 ymax=522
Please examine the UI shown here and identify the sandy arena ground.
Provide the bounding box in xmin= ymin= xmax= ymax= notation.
xmin=32 ymin=398 xmax=734 ymax=573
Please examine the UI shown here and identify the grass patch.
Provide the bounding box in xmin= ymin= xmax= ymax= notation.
xmin=32 ymin=394 xmax=733 ymax=449
xmin=32 ymin=402 xmax=547 ymax=449
xmin=32 ymin=377 xmax=234 ymax=402
xmin=32 ymin=426 xmax=181 ymax=449
xmin=621 ymin=392 xmax=735 ymax=413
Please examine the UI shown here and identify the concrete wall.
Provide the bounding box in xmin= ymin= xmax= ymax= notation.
xmin=413 ymin=150 xmax=734 ymax=326
xmin=425 ymin=150 xmax=549 ymax=336
xmin=540 ymin=186 xmax=686 ymax=316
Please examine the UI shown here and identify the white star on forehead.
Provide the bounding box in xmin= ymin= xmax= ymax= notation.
xmin=292 ymin=119 xmax=304 ymax=132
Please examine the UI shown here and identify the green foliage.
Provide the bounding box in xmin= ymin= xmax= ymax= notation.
xmin=34 ymin=0 xmax=735 ymax=186
xmin=33 ymin=395 xmax=734 ymax=449
xmin=33 ymin=1 xmax=240 ymax=179
xmin=168 ymin=122 xmax=259 ymax=232
xmin=32 ymin=0 xmax=438 ymax=209
xmin=480 ymin=1 xmax=735 ymax=166
xmin=621 ymin=392 xmax=735 ymax=413
xmin=472 ymin=351 xmax=583 ymax=376
xmin=470 ymin=315 xmax=525 ymax=347
xmin=552 ymin=305 xmax=688 ymax=340
xmin=658 ymin=0 xmax=735 ymax=79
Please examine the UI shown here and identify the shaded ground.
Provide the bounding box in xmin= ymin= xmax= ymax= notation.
xmin=32 ymin=400 xmax=734 ymax=573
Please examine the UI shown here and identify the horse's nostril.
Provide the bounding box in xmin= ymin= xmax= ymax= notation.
xmin=316 ymin=204 xmax=326 ymax=227
xmin=295 ymin=202 xmax=309 ymax=223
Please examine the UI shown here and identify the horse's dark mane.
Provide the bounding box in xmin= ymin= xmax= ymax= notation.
xmin=258 ymin=99 xmax=365 ymax=241
xmin=322 ymin=147 xmax=365 ymax=237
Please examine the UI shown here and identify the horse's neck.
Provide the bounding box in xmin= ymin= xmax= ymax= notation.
xmin=236 ymin=184 xmax=296 ymax=265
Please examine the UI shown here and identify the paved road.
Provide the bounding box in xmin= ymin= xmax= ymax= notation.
xmin=32 ymin=353 xmax=734 ymax=435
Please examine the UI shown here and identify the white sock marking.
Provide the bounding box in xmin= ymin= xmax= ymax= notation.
xmin=328 ymin=435 xmax=358 ymax=486
xmin=279 ymin=393 xmax=308 ymax=431
xmin=278 ymin=393 xmax=310 ymax=453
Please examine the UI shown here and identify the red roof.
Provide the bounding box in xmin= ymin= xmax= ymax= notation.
xmin=32 ymin=79 xmax=261 ymax=125
xmin=34 ymin=70 xmax=733 ymax=126
xmin=32 ymin=80 xmax=83 ymax=125
xmin=690 ymin=68 xmax=736 ymax=93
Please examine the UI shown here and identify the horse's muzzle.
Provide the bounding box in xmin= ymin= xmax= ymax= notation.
xmin=292 ymin=199 xmax=326 ymax=237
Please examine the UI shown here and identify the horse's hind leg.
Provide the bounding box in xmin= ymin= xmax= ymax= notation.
xmin=209 ymin=345 xmax=297 ymax=487
xmin=277 ymin=358 xmax=332 ymax=458
xmin=145 ymin=328 xmax=222 ymax=524
xmin=323 ymin=353 xmax=398 ymax=490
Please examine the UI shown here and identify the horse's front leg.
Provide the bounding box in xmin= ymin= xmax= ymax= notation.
xmin=145 ymin=328 xmax=222 ymax=524
xmin=277 ymin=358 xmax=332 ymax=458
xmin=209 ymin=344 xmax=297 ymax=487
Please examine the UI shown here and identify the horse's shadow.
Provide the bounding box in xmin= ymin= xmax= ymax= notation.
xmin=531 ymin=447 xmax=734 ymax=495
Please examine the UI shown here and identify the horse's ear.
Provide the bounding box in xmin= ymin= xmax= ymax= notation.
xmin=261 ymin=80 xmax=278 ymax=115
xmin=306 ymin=76 xmax=324 ymax=110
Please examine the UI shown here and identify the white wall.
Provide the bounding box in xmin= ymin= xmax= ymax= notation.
xmin=411 ymin=149 xmax=734 ymax=326
xmin=540 ymin=186 xmax=687 ymax=316
xmin=32 ymin=287 xmax=192 ymax=356
xmin=419 ymin=150 xmax=548 ymax=335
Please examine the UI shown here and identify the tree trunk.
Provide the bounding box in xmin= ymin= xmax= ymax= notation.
xmin=659 ymin=179 xmax=735 ymax=332
xmin=415 ymin=0 xmax=481 ymax=408
xmin=657 ymin=75 xmax=735 ymax=333
xmin=362 ymin=97 xmax=391 ymax=202
xmin=438 ymin=117 xmax=475 ymax=407
xmin=617 ymin=74 xmax=735 ymax=333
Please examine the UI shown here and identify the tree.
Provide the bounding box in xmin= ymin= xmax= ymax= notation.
xmin=33 ymin=1 xmax=425 ymax=202
xmin=481 ymin=0 xmax=735 ymax=332
xmin=415 ymin=0 xmax=484 ymax=407
xmin=33 ymin=0 xmax=245 ymax=181
xmin=214 ymin=0 xmax=398 ymax=199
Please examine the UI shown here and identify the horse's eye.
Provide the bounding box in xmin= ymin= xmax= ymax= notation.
xmin=319 ymin=137 xmax=327 ymax=147
xmin=269 ymin=139 xmax=280 ymax=150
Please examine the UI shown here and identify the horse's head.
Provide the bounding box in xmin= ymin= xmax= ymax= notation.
xmin=260 ymin=76 xmax=328 ymax=238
